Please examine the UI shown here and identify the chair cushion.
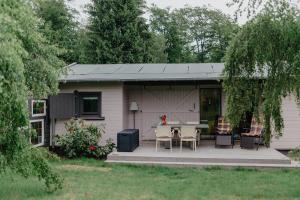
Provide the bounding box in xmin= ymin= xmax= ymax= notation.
xmin=216 ymin=120 xmax=231 ymax=134
xmin=241 ymin=118 xmax=263 ymax=137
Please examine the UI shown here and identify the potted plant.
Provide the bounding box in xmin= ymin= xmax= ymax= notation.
xmin=160 ymin=114 xmax=167 ymax=125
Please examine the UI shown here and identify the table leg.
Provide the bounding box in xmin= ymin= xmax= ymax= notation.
xmin=198 ymin=129 xmax=201 ymax=147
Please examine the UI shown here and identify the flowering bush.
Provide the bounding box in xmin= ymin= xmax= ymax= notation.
xmin=160 ymin=114 xmax=167 ymax=125
xmin=56 ymin=119 xmax=115 ymax=159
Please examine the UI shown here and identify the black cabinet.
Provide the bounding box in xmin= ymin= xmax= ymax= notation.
xmin=117 ymin=129 xmax=139 ymax=152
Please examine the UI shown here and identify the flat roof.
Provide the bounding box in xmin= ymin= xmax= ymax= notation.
xmin=60 ymin=63 xmax=225 ymax=82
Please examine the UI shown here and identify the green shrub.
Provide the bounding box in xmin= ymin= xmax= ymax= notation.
xmin=38 ymin=147 xmax=60 ymax=162
xmin=288 ymin=148 xmax=300 ymax=161
xmin=56 ymin=119 xmax=115 ymax=159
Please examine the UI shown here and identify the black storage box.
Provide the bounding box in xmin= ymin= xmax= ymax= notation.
xmin=240 ymin=136 xmax=256 ymax=149
xmin=117 ymin=129 xmax=139 ymax=152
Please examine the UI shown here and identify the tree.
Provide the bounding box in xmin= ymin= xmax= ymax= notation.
xmin=34 ymin=0 xmax=79 ymax=64
xmin=149 ymin=6 xmax=238 ymax=63
xmin=0 ymin=0 xmax=63 ymax=191
xmin=148 ymin=34 xmax=168 ymax=63
xmin=84 ymin=0 xmax=152 ymax=64
xmin=223 ymin=1 xmax=300 ymax=144
xmin=229 ymin=0 xmax=299 ymax=18
xmin=75 ymin=28 xmax=91 ymax=64
xmin=182 ymin=7 xmax=238 ymax=62
xmin=149 ymin=6 xmax=187 ymax=63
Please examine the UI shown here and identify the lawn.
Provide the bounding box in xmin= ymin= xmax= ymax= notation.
xmin=1 ymin=159 xmax=300 ymax=200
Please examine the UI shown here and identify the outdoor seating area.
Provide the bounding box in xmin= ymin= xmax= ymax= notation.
xmin=154 ymin=121 xmax=209 ymax=152
xmin=107 ymin=140 xmax=292 ymax=167
xmin=153 ymin=116 xmax=265 ymax=152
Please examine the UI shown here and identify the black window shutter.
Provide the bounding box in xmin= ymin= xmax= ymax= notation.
xmin=49 ymin=93 xmax=75 ymax=119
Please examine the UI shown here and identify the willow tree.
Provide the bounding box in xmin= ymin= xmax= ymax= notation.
xmin=0 ymin=0 xmax=63 ymax=191
xmin=223 ymin=1 xmax=300 ymax=144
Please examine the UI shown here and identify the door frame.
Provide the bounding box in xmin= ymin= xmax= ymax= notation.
xmin=199 ymin=87 xmax=222 ymax=138
xmin=199 ymin=87 xmax=222 ymax=119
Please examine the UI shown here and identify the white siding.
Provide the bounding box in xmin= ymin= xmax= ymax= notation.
xmin=53 ymin=82 xmax=124 ymax=144
xmin=126 ymin=85 xmax=201 ymax=140
xmin=271 ymin=96 xmax=300 ymax=149
xmin=123 ymin=87 xmax=129 ymax=130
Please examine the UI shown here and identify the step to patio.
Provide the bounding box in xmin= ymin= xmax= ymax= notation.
xmin=107 ymin=153 xmax=291 ymax=166
xmin=106 ymin=160 xmax=299 ymax=169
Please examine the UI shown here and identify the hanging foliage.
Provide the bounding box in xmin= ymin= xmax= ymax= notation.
xmin=223 ymin=1 xmax=300 ymax=144
xmin=0 ymin=0 xmax=64 ymax=191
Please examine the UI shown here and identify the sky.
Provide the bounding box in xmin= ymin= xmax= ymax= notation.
xmin=68 ymin=0 xmax=245 ymax=24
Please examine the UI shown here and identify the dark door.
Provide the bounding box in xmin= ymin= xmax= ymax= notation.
xmin=200 ymin=88 xmax=221 ymax=135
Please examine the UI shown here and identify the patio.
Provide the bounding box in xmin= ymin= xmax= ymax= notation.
xmin=106 ymin=141 xmax=296 ymax=168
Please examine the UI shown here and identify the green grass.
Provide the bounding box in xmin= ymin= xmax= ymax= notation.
xmin=1 ymin=158 xmax=300 ymax=200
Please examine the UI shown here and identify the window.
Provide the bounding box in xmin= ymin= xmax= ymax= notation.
xmin=30 ymin=119 xmax=44 ymax=146
xmin=32 ymin=100 xmax=46 ymax=117
xmin=78 ymin=92 xmax=102 ymax=117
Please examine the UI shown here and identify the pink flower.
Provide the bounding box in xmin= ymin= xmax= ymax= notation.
xmin=89 ymin=145 xmax=96 ymax=151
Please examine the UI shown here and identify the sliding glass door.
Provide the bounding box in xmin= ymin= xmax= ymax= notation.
xmin=200 ymin=88 xmax=221 ymax=135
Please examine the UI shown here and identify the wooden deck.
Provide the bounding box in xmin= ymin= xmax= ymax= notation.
xmin=106 ymin=141 xmax=297 ymax=168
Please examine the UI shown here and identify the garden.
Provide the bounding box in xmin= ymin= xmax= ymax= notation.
xmin=3 ymin=117 xmax=300 ymax=200
xmin=1 ymin=158 xmax=300 ymax=200
xmin=2 ymin=0 xmax=300 ymax=199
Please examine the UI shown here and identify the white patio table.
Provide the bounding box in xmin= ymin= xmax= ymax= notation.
xmin=152 ymin=123 xmax=209 ymax=147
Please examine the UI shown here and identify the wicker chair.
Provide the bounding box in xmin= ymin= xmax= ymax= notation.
xmin=215 ymin=117 xmax=233 ymax=148
xmin=155 ymin=126 xmax=174 ymax=152
xmin=240 ymin=118 xmax=264 ymax=150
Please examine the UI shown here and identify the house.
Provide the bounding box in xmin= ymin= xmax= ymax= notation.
xmin=28 ymin=63 xmax=300 ymax=150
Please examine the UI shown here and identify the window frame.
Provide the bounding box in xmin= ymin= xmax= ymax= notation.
xmin=31 ymin=100 xmax=46 ymax=117
xmin=78 ymin=92 xmax=102 ymax=118
xmin=30 ymin=119 xmax=45 ymax=147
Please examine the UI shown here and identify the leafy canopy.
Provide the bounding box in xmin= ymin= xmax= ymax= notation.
xmin=149 ymin=6 xmax=238 ymax=63
xmin=223 ymin=1 xmax=300 ymax=143
xmin=34 ymin=0 xmax=79 ymax=64
xmin=0 ymin=0 xmax=64 ymax=191
xmin=84 ymin=0 xmax=152 ymax=64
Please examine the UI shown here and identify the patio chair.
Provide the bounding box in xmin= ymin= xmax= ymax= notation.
xmin=178 ymin=126 xmax=197 ymax=152
xmin=215 ymin=117 xmax=233 ymax=148
xmin=240 ymin=118 xmax=264 ymax=150
xmin=186 ymin=121 xmax=201 ymax=146
xmin=155 ymin=126 xmax=174 ymax=152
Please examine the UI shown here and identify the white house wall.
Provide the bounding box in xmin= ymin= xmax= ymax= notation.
xmin=54 ymin=82 xmax=124 ymax=144
xmin=126 ymin=85 xmax=202 ymax=140
xmin=271 ymin=96 xmax=300 ymax=149
xmin=53 ymin=82 xmax=300 ymax=149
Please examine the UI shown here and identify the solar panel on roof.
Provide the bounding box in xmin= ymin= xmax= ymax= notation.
xmin=164 ymin=64 xmax=188 ymax=74
xmin=188 ymin=64 xmax=214 ymax=74
xmin=139 ymin=64 xmax=166 ymax=73
xmin=115 ymin=64 xmax=142 ymax=73
xmin=90 ymin=64 xmax=121 ymax=74
xmin=70 ymin=64 xmax=99 ymax=75
xmin=61 ymin=63 xmax=225 ymax=82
